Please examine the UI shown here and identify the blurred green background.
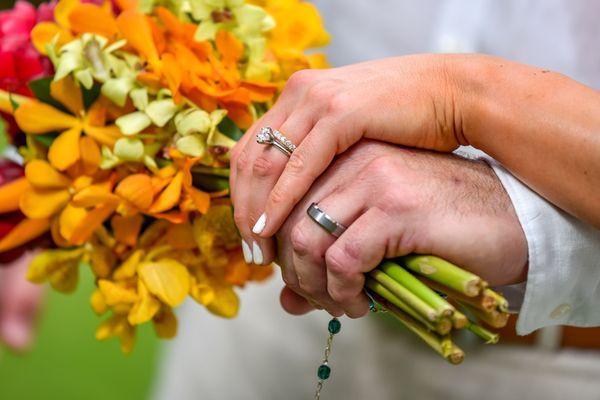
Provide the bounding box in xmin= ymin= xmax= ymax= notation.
xmin=0 ymin=269 xmax=159 ymax=400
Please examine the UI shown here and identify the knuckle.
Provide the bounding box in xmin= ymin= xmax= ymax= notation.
xmin=233 ymin=208 xmax=247 ymax=230
xmin=325 ymin=245 xmax=351 ymax=277
xmin=326 ymin=92 xmax=352 ymax=116
xmin=286 ymin=69 xmax=315 ymax=91
xmin=252 ymin=155 xmax=274 ymax=178
xmin=287 ymin=152 xmax=306 ymax=176
xmin=290 ymin=225 xmax=311 ymax=257
xmin=269 ymin=185 xmax=298 ymax=206
xmin=235 ymin=149 xmax=250 ymax=172
xmin=364 ymin=156 xmax=396 ymax=177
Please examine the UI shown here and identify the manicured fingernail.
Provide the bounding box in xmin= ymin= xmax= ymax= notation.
xmin=252 ymin=241 xmax=264 ymax=265
xmin=252 ymin=213 xmax=266 ymax=234
xmin=241 ymin=240 xmax=253 ymax=263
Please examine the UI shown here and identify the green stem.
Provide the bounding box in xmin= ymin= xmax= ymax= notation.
xmin=417 ymin=275 xmax=499 ymax=312
xmin=466 ymin=321 xmax=500 ymax=344
xmin=484 ymin=288 xmax=509 ymax=312
xmin=459 ymin=301 xmax=509 ymax=329
xmin=451 ymin=310 xmax=468 ymax=329
xmin=370 ymin=270 xmax=439 ymax=322
xmin=400 ymin=255 xmax=484 ymax=297
xmin=370 ymin=292 xmax=464 ymax=365
xmin=379 ymin=261 xmax=455 ymax=316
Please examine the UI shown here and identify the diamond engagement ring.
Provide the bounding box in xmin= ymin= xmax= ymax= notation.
xmin=307 ymin=203 xmax=347 ymax=238
xmin=256 ymin=127 xmax=297 ymax=157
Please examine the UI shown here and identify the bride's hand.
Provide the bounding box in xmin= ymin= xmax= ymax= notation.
xmin=273 ymin=141 xmax=527 ymax=317
xmin=231 ymin=54 xmax=468 ymax=265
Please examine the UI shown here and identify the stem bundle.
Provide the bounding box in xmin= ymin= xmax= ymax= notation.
xmin=367 ymin=257 xmax=510 ymax=364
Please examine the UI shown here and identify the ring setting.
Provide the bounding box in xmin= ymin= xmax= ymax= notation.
xmin=256 ymin=127 xmax=297 ymax=157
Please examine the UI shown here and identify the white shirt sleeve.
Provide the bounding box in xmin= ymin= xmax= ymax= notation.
xmin=485 ymin=159 xmax=600 ymax=335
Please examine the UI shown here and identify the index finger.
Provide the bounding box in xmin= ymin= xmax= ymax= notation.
xmin=256 ymin=118 xmax=361 ymax=237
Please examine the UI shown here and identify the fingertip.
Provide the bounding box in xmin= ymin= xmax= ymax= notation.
xmin=280 ymin=286 xmax=315 ymax=315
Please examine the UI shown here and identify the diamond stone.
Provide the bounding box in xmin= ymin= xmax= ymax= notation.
xmin=257 ymin=127 xmax=274 ymax=144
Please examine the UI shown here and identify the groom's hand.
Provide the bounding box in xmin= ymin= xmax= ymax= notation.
xmin=275 ymin=141 xmax=528 ymax=317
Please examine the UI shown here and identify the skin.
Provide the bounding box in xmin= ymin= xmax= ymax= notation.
xmin=272 ymin=141 xmax=527 ymax=317
xmin=0 ymin=249 xmax=43 ymax=351
xmin=230 ymin=54 xmax=600 ymax=272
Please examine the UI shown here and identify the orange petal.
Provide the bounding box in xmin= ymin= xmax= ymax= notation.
xmin=115 ymin=174 xmax=154 ymax=211
xmin=50 ymin=77 xmax=84 ymax=116
xmin=25 ymin=160 xmax=71 ymax=189
xmin=186 ymin=187 xmax=210 ymax=214
xmin=241 ymin=81 xmax=278 ymax=102
xmin=79 ymin=136 xmax=101 ymax=175
xmin=161 ymin=53 xmax=182 ymax=103
xmin=68 ymin=202 xmax=118 ymax=245
xmin=0 ymin=177 xmax=29 ymax=213
xmin=0 ymin=218 xmax=50 ymax=253
xmin=165 ymin=221 xmax=196 ymax=250
xmin=224 ymin=249 xmax=251 ymax=286
xmin=116 ymin=11 xmax=160 ymax=69
xmin=20 ymin=187 xmax=70 ymax=219
xmin=48 ymin=126 xmax=82 ymax=171
xmin=31 ymin=22 xmax=73 ymax=55
xmin=69 ymin=4 xmax=118 ymax=38
xmin=50 ymin=217 xmax=70 ymax=248
xmin=113 ymin=0 xmax=137 ymax=11
xmin=71 ymin=182 xmax=119 ymax=208
xmin=151 ymin=211 xmax=187 ymax=224
xmin=224 ymin=104 xmax=253 ymax=130
xmin=148 ymin=171 xmax=183 ymax=214
xmin=59 ymin=203 xmax=88 ymax=243
xmin=14 ymin=100 xmax=80 ymax=134
xmin=111 ymin=214 xmax=144 ymax=246
xmin=216 ymin=30 xmax=244 ymax=64
xmin=84 ymin=124 xmax=122 ymax=147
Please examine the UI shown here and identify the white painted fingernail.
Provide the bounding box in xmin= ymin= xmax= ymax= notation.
xmin=241 ymin=240 xmax=253 ymax=263
xmin=252 ymin=241 xmax=264 ymax=265
xmin=252 ymin=213 xmax=266 ymax=234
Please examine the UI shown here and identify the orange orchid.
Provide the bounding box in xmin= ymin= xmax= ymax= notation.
xmin=14 ymin=77 xmax=122 ymax=172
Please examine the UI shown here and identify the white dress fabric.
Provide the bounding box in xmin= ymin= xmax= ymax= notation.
xmin=153 ymin=1 xmax=600 ymax=399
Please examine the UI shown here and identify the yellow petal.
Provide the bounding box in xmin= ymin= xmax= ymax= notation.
xmin=31 ymin=22 xmax=73 ymax=55
xmin=68 ymin=202 xmax=118 ymax=245
xmin=138 ymin=258 xmax=190 ymax=307
xmin=26 ymin=247 xmax=84 ymax=282
xmin=115 ymin=174 xmax=154 ymax=211
xmin=148 ymin=171 xmax=183 ymax=214
xmin=49 ymin=262 xmax=79 ymax=293
xmin=79 ymin=136 xmax=101 ymax=175
xmin=68 ymin=3 xmax=118 ymax=38
xmin=0 ymin=177 xmax=29 ymax=213
xmin=98 ymin=279 xmax=138 ymax=305
xmin=58 ymin=203 xmax=87 ymax=243
xmin=153 ymin=307 xmax=177 ymax=339
xmin=71 ymin=181 xmax=118 ymax=208
xmin=113 ymin=249 xmax=144 ymax=280
xmin=20 ymin=187 xmax=70 ymax=219
xmin=25 ymin=160 xmax=71 ymax=189
xmin=138 ymin=220 xmax=169 ymax=247
xmin=14 ymin=100 xmax=79 ymax=134
xmin=88 ymin=243 xmax=116 ymax=278
xmin=189 ymin=277 xmax=215 ymax=306
xmin=128 ymin=280 xmax=160 ymax=325
xmin=90 ymin=289 xmax=108 ymax=315
xmin=84 ymin=125 xmax=122 ymax=147
xmin=48 ymin=126 xmax=82 ymax=171
xmin=206 ymin=284 xmax=239 ymax=318
xmin=111 ymin=214 xmax=144 ymax=247
xmin=0 ymin=218 xmax=50 ymax=253
xmin=224 ymin=249 xmax=251 ymax=286
xmin=50 ymin=77 xmax=84 ymax=116
xmin=54 ymin=0 xmax=79 ymax=29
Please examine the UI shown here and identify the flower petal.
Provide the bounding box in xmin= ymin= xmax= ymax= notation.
xmin=84 ymin=124 xmax=122 ymax=147
xmin=0 ymin=177 xmax=29 ymax=213
xmin=164 ymin=221 xmax=197 ymax=250
xmin=128 ymin=280 xmax=160 ymax=325
xmin=20 ymin=187 xmax=70 ymax=219
xmin=71 ymin=181 xmax=118 ymax=208
xmin=68 ymin=202 xmax=118 ymax=245
xmin=145 ymin=99 xmax=179 ymax=127
xmin=14 ymin=100 xmax=80 ymax=134
xmin=91 ymin=289 xmax=108 ymax=315
xmin=206 ymin=284 xmax=239 ymax=318
xmin=31 ymin=22 xmax=73 ymax=55
xmin=111 ymin=214 xmax=144 ymax=247
xmin=59 ymin=203 xmax=88 ymax=243
xmin=54 ymin=0 xmax=79 ymax=29
xmin=98 ymin=279 xmax=138 ymax=305
xmin=115 ymin=111 xmax=152 ymax=135
xmin=48 ymin=126 xmax=82 ymax=171
xmin=69 ymin=4 xmax=118 ymax=38
xmin=115 ymin=174 xmax=153 ymax=211
xmin=50 ymin=77 xmax=84 ymax=116
xmin=113 ymin=249 xmax=144 ymax=280
xmin=79 ymin=136 xmax=101 ymax=175
xmin=138 ymin=258 xmax=190 ymax=307
xmin=25 ymin=160 xmax=71 ymax=189
xmin=148 ymin=171 xmax=183 ymax=214
xmin=152 ymin=307 xmax=177 ymax=338
xmin=0 ymin=218 xmax=50 ymax=253
xmin=116 ymin=11 xmax=160 ymax=68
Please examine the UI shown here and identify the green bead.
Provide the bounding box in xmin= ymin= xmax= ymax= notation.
xmin=317 ymin=364 xmax=331 ymax=380
xmin=328 ymin=318 xmax=341 ymax=334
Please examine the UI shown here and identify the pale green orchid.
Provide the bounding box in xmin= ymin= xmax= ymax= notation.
xmin=174 ymin=108 xmax=228 ymax=158
xmin=115 ymin=89 xmax=181 ymax=136
xmin=100 ymin=138 xmax=159 ymax=171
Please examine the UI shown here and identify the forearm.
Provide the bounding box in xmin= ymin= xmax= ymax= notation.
xmin=453 ymin=55 xmax=600 ymax=227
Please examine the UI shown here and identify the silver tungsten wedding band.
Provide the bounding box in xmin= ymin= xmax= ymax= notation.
xmin=307 ymin=203 xmax=347 ymax=238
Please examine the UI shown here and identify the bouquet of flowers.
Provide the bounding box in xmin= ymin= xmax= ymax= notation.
xmin=0 ymin=0 xmax=329 ymax=353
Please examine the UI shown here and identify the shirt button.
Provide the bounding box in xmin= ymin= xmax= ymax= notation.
xmin=550 ymin=303 xmax=572 ymax=319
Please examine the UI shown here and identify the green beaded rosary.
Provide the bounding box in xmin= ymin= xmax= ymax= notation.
xmin=313 ymin=298 xmax=382 ymax=399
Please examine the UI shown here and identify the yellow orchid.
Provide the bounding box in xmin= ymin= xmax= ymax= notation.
xmin=14 ymin=77 xmax=122 ymax=172
xmin=19 ymin=159 xmax=118 ymax=246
